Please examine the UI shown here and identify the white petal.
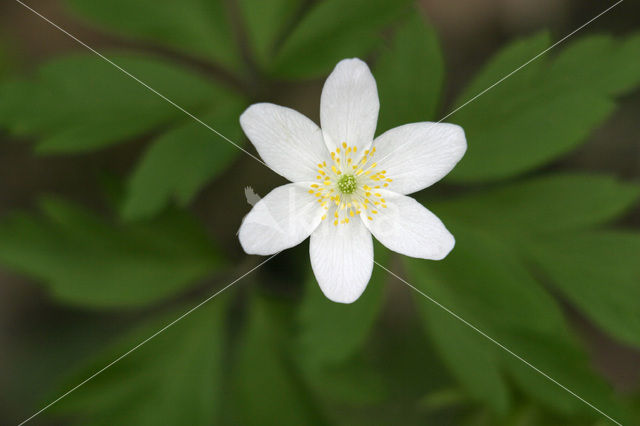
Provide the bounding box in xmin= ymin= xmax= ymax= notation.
xmin=310 ymin=217 xmax=373 ymax=304
xmin=240 ymin=103 xmax=330 ymax=182
xmin=373 ymin=122 xmax=466 ymax=194
xmin=363 ymin=190 xmax=454 ymax=260
xmin=320 ymin=58 xmax=379 ymax=153
xmin=239 ymin=183 xmax=323 ymax=255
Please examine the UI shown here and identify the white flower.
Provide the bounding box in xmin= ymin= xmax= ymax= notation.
xmin=238 ymin=58 xmax=467 ymax=303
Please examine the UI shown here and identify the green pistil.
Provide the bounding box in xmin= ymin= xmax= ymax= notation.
xmin=337 ymin=174 xmax=357 ymax=194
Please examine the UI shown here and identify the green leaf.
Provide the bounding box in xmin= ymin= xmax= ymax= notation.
xmin=238 ymin=0 xmax=303 ymax=68
xmin=300 ymin=355 xmax=387 ymax=405
xmin=66 ymin=0 xmax=242 ymax=69
xmin=295 ymin=245 xmax=388 ymax=369
xmin=406 ymin=227 xmax=599 ymax=414
xmin=406 ymin=231 xmax=556 ymax=412
xmin=548 ymin=33 xmax=640 ymax=97
xmin=122 ymin=95 xmax=247 ymax=221
xmin=294 ymin=247 xmax=389 ymax=409
xmin=525 ymin=231 xmax=640 ymax=349
xmin=0 ymin=197 xmax=223 ymax=309
xmin=0 ymin=54 xmax=224 ymax=153
xmin=407 ymin=228 xmax=568 ymax=335
xmin=51 ymin=298 xmax=229 ymax=425
xmin=416 ymin=297 xmax=510 ymax=414
xmin=432 ymin=173 xmax=640 ymax=236
xmin=501 ymin=331 xmax=626 ymax=421
xmin=452 ymin=31 xmax=550 ymax=107
xmin=375 ymin=11 xmax=444 ymax=132
xmin=271 ymin=0 xmax=412 ymax=79
xmin=448 ymin=32 xmax=640 ymax=183
xmin=233 ymin=296 xmax=319 ymax=425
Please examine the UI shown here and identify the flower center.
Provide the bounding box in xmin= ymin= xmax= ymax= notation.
xmin=337 ymin=174 xmax=357 ymax=194
xmin=309 ymin=142 xmax=393 ymax=226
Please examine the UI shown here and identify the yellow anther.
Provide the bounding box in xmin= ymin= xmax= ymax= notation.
xmin=342 ymin=142 xmax=347 ymax=148
xmin=311 ymin=184 xmax=319 ymax=188
xmin=349 ymin=210 xmax=354 ymax=217
xmin=368 ymin=216 xmax=373 ymax=221
xmin=334 ymin=220 xmax=338 ymax=226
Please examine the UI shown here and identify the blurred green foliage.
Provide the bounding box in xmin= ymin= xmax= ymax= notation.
xmin=270 ymin=0 xmax=413 ymax=78
xmin=0 ymin=0 xmax=639 ymax=425
xmin=0 ymin=54 xmax=223 ymax=152
xmin=67 ymin=0 xmax=242 ymax=70
xmin=0 ymin=197 xmax=223 ymax=308
xmin=376 ymin=12 xmax=443 ymax=132
xmin=448 ymin=31 xmax=640 ymax=182
xmin=51 ymin=296 xmax=230 ymax=424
